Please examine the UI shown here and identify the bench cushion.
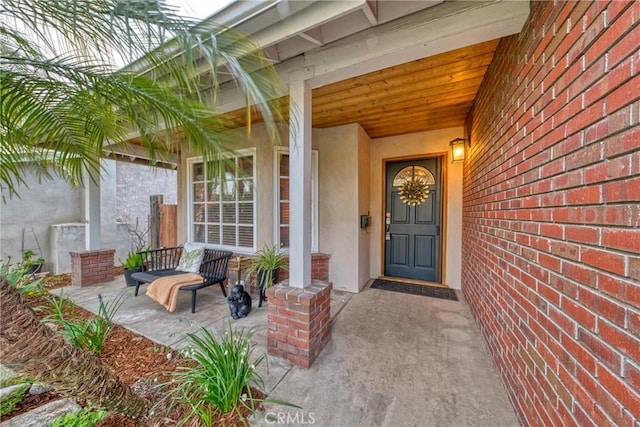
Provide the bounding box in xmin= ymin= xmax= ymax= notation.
xmin=131 ymin=270 xmax=191 ymax=283
xmin=176 ymin=243 xmax=205 ymax=273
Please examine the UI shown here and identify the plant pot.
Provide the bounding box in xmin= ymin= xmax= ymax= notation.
xmin=257 ymin=268 xmax=279 ymax=307
xmin=25 ymin=263 xmax=43 ymax=275
xmin=123 ymin=267 xmax=143 ymax=287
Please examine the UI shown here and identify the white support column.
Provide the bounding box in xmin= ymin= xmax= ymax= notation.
xmin=288 ymin=79 xmax=312 ymax=288
xmin=81 ymin=169 xmax=101 ymax=250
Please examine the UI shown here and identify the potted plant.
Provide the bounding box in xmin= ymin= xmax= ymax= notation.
xmin=120 ymin=250 xmax=144 ymax=287
xmin=246 ymin=245 xmax=288 ymax=307
xmin=21 ymin=250 xmax=45 ymax=275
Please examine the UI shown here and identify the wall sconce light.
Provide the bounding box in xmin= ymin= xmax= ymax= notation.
xmin=450 ymin=137 xmax=470 ymax=163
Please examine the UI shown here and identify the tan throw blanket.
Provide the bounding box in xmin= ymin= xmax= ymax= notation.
xmin=146 ymin=273 xmax=203 ymax=312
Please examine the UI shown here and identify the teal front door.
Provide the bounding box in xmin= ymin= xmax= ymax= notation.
xmin=384 ymin=158 xmax=442 ymax=282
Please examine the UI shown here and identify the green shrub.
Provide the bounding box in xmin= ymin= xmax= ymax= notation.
xmin=119 ymin=250 xmax=143 ymax=270
xmin=44 ymin=293 xmax=124 ymax=354
xmin=19 ymin=250 xmax=45 ymax=273
xmin=170 ymin=323 xmax=265 ymax=425
xmin=0 ymin=383 xmax=29 ymax=416
xmin=51 ymin=406 xmax=107 ymax=427
xmin=0 ymin=258 xmax=45 ymax=296
xmin=245 ymin=245 xmax=288 ymax=289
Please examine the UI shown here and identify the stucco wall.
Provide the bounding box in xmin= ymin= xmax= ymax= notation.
xmin=318 ymin=124 xmax=366 ymax=292
xmin=358 ymin=126 xmax=371 ymax=290
xmin=357 ymin=125 xmax=372 ymax=291
xmin=115 ymin=160 xmax=177 ymax=240
xmin=0 ymin=166 xmax=81 ymax=272
xmin=99 ymin=160 xmax=129 ymax=264
xmin=177 ymin=122 xmax=461 ymax=293
xmin=178 ymin=123 xmax=371 ymax=292
xmin=1 ymin=159 xmax=176 ymax=273
xmin=49 ymin=223 xmax=85 ymax=274
xmin=369 ymin=127 xmax=464 ymax=288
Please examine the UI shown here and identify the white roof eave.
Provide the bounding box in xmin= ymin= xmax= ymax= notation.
xmin=213 ymin=0 xmax=530 ymax=113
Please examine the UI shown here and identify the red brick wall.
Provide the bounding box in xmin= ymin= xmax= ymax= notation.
xmin=464 ymin=1 xmax=639 ymax=426
xmin=277 ymin=253 xmax=331 ymax=283
xmin=70 ymin=249 xmax=115 ymax=286
xmin=267 ymin=281 xmax=333 ymax=368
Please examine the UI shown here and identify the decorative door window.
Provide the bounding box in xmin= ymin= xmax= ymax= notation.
xmin=392 ymin=165 xmax=435 ymax=206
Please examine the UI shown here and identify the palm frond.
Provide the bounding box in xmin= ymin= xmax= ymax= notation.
xmin=0 ymin=0 xmax=285 ymax=196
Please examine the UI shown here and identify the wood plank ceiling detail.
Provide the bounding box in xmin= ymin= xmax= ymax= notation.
xmin=221 ymin=38 xmax=499 ymax=139
xmin=312 ymin=38 xmax=500 ymax=138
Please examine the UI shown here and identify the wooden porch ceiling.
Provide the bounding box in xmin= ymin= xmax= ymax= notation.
xmin=312 ymin=38 xmax=499 ymax=138
xmin=123 ymin=38 xmax=499 ymax=158
xmin=224 ymin=38 xmax=499 ymax=139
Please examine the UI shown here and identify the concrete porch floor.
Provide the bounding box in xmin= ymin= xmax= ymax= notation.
xmin=58 ymin=278 xmax=518 ymax=426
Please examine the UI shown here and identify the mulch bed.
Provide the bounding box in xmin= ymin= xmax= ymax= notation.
xmin=3 ymin=271 xmax=263 ymax=426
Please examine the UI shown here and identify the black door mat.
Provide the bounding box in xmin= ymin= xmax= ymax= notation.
xmin=370 ymin=279 xmax=458 ymax=301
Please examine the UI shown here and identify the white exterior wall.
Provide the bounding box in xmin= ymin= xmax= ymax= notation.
xmin=178 ymin=122 xmax=370 ymax=292
xmin=369 ymin=127 xmax=464 ymax=289
xmin=317 ymin=124 xmax=369 ymax=293
xmin=0 ymin=167 xmax=81 ymax=272
xmin=1 ymin=159 xmax=176 ymax=273
xmin=357 ymin=125 xmax=372 ymax=291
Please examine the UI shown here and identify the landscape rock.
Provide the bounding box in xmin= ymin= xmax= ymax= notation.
xmin=28 ymin=383 xmax=52 ymax=395
xmin=0 ymin=383 xmax=28 ymax=401
xmin=0 ymin=397 xmax=80 ymax=427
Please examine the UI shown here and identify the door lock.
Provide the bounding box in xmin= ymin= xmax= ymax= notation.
xmin=385 ymin=212 xmax=391 ymax=240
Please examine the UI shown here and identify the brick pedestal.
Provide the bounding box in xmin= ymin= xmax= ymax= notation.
xmin=70 ymin=249 xmax=115 ymax=286
xmin=267 ymin=280 xmax=332 ymax=368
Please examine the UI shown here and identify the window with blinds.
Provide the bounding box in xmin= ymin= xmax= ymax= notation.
xmin=190 ymin=152 xmax=255 ymax=251
xmin=277 ymin=153 xmax=290 ymax=248
xmin=275 ymin=149 xmax=318 ymax=251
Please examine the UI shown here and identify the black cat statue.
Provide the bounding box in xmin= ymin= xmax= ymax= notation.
xmin=228 ymin=284 xmax=252 ymax=319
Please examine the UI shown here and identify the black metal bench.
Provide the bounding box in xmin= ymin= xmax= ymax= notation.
xmin=131 ymin=246 xmax=232 ymax=313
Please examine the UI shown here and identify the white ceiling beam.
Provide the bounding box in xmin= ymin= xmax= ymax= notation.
xmin=126 ymin=0 xmax=281 ymax=74
xmin=362 ymin=0 xmax=378 ymax=25
xmin=305 ymin=0 xmax=529 ymax=87
xmin=263 ymin=45 xmax=281 ymax=63
xmin=103 ymin=144 xmax=179 ymax=166
xmin=298 ymin=28 xmax=323 ymax=46
xmin=183 ymin=0 xmax=364 ymax=86
xmin=249 ymin=1 xmax=366 ymax=53
xmin=214 ymin=0 xmax=529 ymax=112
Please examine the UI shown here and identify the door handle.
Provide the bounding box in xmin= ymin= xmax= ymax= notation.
xmin=385 ymin=212 xmax=391 ymax=240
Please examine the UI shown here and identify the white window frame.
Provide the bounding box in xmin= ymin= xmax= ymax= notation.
xmin=187 ymin=149 xmax=256 ymax=253
xmin=274 ymin=147 xmax=319 ymax=253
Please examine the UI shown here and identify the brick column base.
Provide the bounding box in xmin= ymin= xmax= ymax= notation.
xmin=267 ymin=280 xmax=332 ymax=368
xmin=70 ymin=249 xmax=115 ymax=286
